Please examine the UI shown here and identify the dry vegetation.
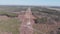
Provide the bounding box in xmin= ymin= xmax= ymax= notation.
xmin=0 ymin=17 xmax=20 ymax=34
xmin=0 ymin=10 xmax=20 ymax=34
xmin=32 ymin=7 xmax=60 ymax=34
xmin=0 ymin=6 xmax=60 ymax=34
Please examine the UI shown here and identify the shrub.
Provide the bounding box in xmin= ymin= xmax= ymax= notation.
xmin=6 ymin=13 xmax=18 ymax=17
xmin=34 ymin=17 xmax=47 ymax=24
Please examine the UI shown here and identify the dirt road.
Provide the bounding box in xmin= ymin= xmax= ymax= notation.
xmin=18 ymin=8 xmax=35 ymax=34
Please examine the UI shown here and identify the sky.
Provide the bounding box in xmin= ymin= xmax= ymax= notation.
xmin=0 ymin=0 xmax=60 ymax=6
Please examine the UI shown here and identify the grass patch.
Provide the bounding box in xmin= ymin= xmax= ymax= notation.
xmin=6 ymin=12 xmax=18 ymax=17
xmin=0 ymin=18 xmax=21 ymax=34
xmin=0 ymin=11 xmax=6 ymax=14
xmin=0 ymin=11 xmax=18 ymax=17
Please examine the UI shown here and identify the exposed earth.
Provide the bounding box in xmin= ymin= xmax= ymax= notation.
xmin=0 ymin=6 xmax=60 ymax=34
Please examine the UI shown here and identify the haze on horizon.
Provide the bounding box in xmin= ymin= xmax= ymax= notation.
xmin=0 ymin=0 xmax=60 ymax=6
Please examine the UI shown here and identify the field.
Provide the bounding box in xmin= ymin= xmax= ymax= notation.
xmin=31 ymin=7 xmax=60 ymax=34
xmin=0 ymin=6 xmax=60 ymax=34
xmin=0 ymin=17 xmax=20 ymax=34
xmin=0 ymin=10 xmax=20 ymax=34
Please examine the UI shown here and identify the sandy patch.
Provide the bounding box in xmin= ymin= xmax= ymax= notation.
xmin=0 ymin=16 xmax=10 ymax=21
